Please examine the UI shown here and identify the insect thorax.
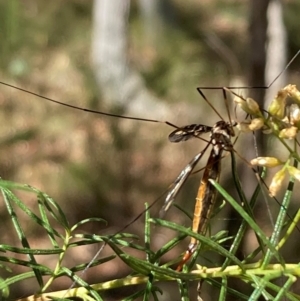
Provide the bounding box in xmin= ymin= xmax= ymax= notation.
xmin=210 ymin=120 xmax=235 ymax=152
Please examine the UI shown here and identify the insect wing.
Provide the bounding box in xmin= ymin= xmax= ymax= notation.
xmin=159 ymin=150 xmax=205 ymax=217
xmin=169 ymin=124 xmax=212 ymax=143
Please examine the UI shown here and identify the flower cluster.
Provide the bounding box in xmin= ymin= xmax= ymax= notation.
xmin=234 ymin=85 xmax=300 ymax=196
xmin=235 ymin=85 xmax=300 ymax=138
xmin=250 ymin=157 xmax=300 ymax=196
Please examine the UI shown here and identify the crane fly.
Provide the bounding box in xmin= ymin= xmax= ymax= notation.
xmin=160 ymin=120 xmax=236 ymax=271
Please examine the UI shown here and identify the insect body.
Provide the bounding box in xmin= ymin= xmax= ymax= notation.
xmin=160 ymin=120 xmax=235 ymax=271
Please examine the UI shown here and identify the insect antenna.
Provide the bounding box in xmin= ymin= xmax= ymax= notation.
xmin=0 ymin=81 xmax=163 ymax=124
xmin=197 ymin=49 xmax=300 ymax=91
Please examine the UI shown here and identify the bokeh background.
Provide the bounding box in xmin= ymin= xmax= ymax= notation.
xmin=1 ymin=0 xmax=300 ymax=300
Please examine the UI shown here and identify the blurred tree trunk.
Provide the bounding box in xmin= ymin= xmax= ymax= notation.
xmin=91 ymin=0 xmax=169 ymax=119
xmin=229 ymin=0 xmax=271 ymax=263
xmin=232 ymin=0 xmax=287 ymax=264
xmin=265 ymin=0 xmax=287 ymax=106
xmin=139 ymin=0 xmax=161 ymax=46
xmin=89 ymin=0 xmax=171 ymax=231
xmin=238 ymin=0 xmax=269 ymax=191
xmin=248 ymin=0 xmax=270 ymax=112
xmin=91 ymin=0 xmax=130 ymax=106
xmin=244 ymin=0 xmax=270 ymax=168
xmin=248 ymin=0 xmax=287 ymax=153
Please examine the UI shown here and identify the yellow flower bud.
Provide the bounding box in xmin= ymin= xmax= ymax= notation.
xmin=248 ymin=118 xmax=264 ymax=131
xmin=279 ymin=126 xmax=298 ymax=139
xmin=246 ymin=98 xmax=261 ymax=116
xmin=234 ymin=96 xmax=261 ymax=116
xmin=237 ymin=121 xmax=252 ymax=132
xmin=287 ymin=166 xmax=300 ymax=182
xmin=268 ymin=89 xmax=288 ymax=119
xmin=250 ymin=157 xmax=283 ymax=168
xmin=238 ymin=118 xmax=265 ymax=132
xmin=269 ymin=168 xmax=286 ymax=197
xmin=289 ymin=104 xmax=300 ymax=127
xmin=284 ymin=84 xmax=300 ymax=103
xmin=234 ymin=96 xmax=248 ymax=111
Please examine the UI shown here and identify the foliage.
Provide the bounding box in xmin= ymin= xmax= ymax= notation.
xmin=1 ymin=139 xmax=300 ymax=301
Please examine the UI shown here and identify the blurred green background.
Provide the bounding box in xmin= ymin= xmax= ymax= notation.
xmin=1 ymin=0 xmax=300 ymax=300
